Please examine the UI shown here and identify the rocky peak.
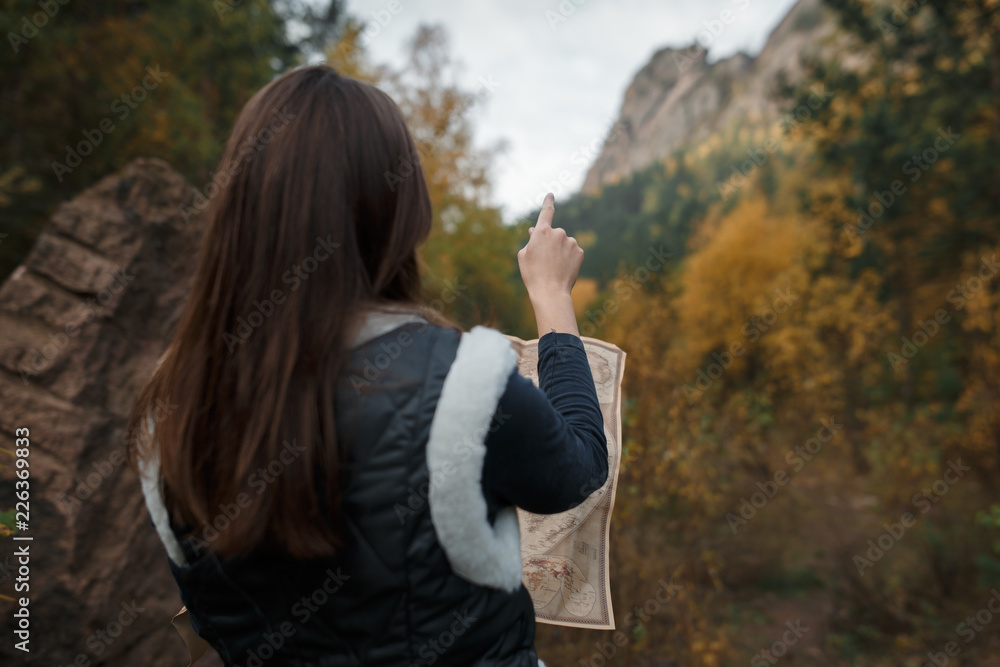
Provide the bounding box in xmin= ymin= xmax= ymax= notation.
xmin=582 ymin=0 xmax=834 ymax=193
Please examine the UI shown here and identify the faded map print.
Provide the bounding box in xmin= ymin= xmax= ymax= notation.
xmin=505 ymin=335 xmax=626 ymax=630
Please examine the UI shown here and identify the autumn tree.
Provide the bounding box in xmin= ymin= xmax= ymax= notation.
xmin=327 ymin=23 xmax=532 ymax=335
xmin=0 ymin=0 xmax=342 ymax=279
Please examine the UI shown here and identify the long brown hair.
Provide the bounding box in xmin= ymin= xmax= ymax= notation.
xmin=128 ymin=64 xmax=459 ymax=558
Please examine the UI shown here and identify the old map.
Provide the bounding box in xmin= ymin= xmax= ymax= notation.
xmin=505 ymin=334 xmax=626 ymax=630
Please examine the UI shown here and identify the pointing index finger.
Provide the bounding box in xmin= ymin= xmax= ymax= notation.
xmin=535 ymin=192 xmax=555 ymax=230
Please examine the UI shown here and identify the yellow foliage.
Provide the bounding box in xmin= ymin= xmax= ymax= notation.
xmin=571 ymin=278 xmax=600 ymax=318
xmin=575 ymin=230 xmax=597 ymax=249
xmin=673 ymin=198 xmax=813 ymax=368
xmin=326 ymin=20 xmax=382 ymax=84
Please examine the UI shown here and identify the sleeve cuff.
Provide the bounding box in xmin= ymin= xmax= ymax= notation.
xmin=538 ymin=331 xmax=585 ymax=353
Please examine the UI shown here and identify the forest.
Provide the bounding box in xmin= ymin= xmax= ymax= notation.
xmin=1 ymin=0 xmax=999 ymax=664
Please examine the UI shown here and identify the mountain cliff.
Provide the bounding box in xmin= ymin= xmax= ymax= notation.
xmin=581 ymin=0 xmax=837 ymax=193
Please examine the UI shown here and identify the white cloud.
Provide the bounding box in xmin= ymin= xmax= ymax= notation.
xmin=344 ymin=0 xmax=802 ymax=222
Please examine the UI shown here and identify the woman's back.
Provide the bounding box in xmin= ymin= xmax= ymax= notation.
xmin=131 ymin=64 xmax=603 ymax=667
xmin=163 ymin=320 xmax=540 ymax=666
xmin=156 ymin=314 xmax=606 ymax=667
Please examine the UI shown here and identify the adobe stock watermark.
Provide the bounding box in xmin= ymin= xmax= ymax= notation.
xmin=383 ymin=76 xmax=501 ymax=192
xmin=222 ymin=235 xmax=340 ymax=352
xmin=726 ymin=418 xmax=842 ymax=534
xmin=946 ymin=252 xmax=1000 ymax=312
xmin=234 ymin=567 xmax=350 ymax=667
xmin=7 ymin=0 xmax=70 ymax=54
xmin=186 ymin=438 xmax=308 ymax=557
xmin=545 ymin=0 xmax=595 ymax=30
xmin=578 ymin=576 xmax=682 ymax=666
xmin=579 ymin=245 xmax=673 ymax=337
xmin=887 ymin=252 xmax=998 ymax=371
xmin=843 ymin=127 xmax=960 ymax=243
xmin=289 ymin=566 xmax=350 ymax=623
xmin=853 ymin=459 xmax=970 ymax=576
xmin=682 ymin=287 xmax=798 ymax=404
xmin=717 ymin=84 xmax=833 ymax=202
xmin=348 ymin=278 xmax=466 ymax=394
xmin=411 ymin=610 xmax=478 ymax=666
xmin=876 ymin=0 xmax=928 ymax=38
xmin=51 ymin=66 xmax=170 ymax=182
xmin=922 ymin=588 xmax=1000 ymax=666
xmin=672 ymin=0 xmax=753 ymax=72
xmin=180 ymin=107 xmax=296 ymax=223
xmin=750 ymin=620 xmax=809 ymax=666
xmin=393 ymin=406 xmax=512 ymax=523
xmin=356 ymin=0 xmax=411 ymax=46
xmin=521 ymin=117 xmax=628 ymax=210
xmin=349 ymin=321 xmax=429 ymax=394
xmin=54 ymin=599 xmax=146 ymax=667
xmin=17 ymin=266 xmax=137 ymax=386
xmin=57 ymin=399 xmax=179 ymax=514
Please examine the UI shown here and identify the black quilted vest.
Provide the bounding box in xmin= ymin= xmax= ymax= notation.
xmin=162 ymin=320 xmax=541 ymax=666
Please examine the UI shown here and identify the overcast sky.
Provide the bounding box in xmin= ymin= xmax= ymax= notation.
xmin=341 ymin=0 xmax=801 ymax=222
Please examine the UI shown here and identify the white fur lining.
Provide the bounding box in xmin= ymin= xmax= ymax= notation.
xmin=137 ymin=311 xmax=526 ymax=598
xmin=137 ymin=413 xmax=187 ymax=566
xmin=426 ymin=325 xmax=523 ymax=593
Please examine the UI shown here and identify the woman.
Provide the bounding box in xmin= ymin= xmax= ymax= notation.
xmin=130 ymin=64 xmax=608 ymax=667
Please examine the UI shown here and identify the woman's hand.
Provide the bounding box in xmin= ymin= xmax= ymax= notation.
xmin=517 ymin=193 xmax=583 ymax=299
xmin=517 ymin=193 xmax=583 ymax=337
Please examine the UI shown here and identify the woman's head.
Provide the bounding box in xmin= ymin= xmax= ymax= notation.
xmin=128 ymin=64 xmax=452 ymax=558
xmin=211 ymin=63 xmax=433 ymax=310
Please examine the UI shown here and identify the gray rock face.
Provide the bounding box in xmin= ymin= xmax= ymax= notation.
xmin=581 ymin=0 xmax=835 ymax=193
xmin=0 ymin=158 xmax=223 ymax=666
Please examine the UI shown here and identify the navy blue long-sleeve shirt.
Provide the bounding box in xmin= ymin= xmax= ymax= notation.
xmin=481 ymin=331 xmax=609 ymax=516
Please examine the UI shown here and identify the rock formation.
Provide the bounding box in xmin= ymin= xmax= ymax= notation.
xmin=0 ymin=158 xmax=223 ymax=666
xmin=581 ymin=0 xmax=837 ymax=193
